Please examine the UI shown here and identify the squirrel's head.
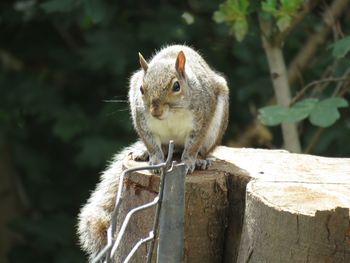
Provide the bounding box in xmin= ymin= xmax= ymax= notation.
xmin=138 ymin=51 xmax=187 ymax=120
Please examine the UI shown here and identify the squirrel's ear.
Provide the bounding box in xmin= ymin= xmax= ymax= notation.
xmin=138 ymin=52 xmax=148 ymax=72
xmin=175 ymin=51 xmax=186 ymax=77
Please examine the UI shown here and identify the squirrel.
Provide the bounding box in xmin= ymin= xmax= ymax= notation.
xmin=77 ymin=45 xmax=229 ymax=261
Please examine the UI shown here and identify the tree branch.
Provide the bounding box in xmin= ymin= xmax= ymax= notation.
xmin=288 ymin=0 xmax=350 ymax=85
xmin=290 ymin=76 xmax=350 ymax=106
xmin=304 ymin=128 xmax=324 ymax=154
xmin=260 ymin=18 xmax=302 ymax=153
xmin=52 ymin=21 xmax=80 ymax=52
xmin=0 ymin=143 xmax=27 ymax=261
xmin=301 ymin=70 xmax=350 ymax=154
xmin=0 ymin=49 xmax=23 ymax=71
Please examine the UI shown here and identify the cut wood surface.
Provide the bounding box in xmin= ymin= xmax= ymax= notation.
xmin=213 ymin=147 xmax=350 ymax=263
xmin=113 ymin=146 xmax=350 ymax=263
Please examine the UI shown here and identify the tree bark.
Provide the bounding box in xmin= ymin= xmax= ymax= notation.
xmin=112 ymin=156 xmax=233 ymax=263
xmin=261 ymin=36 xmax=302 ymax=153
xmin=104 ymin=146 xmax=350 ymax=263
xmin=237 ymin=183 xmax=350 ymax=263
xmin=213 ymin=147 xmax=350 ymax=263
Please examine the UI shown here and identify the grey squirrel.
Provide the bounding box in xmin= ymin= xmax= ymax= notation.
xmin=77 ymin=45 xmax=229 ymax=260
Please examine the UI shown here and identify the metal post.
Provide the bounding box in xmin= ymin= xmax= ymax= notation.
xmin=90 ymin=141 xmax=178 ymax=263
xmin=157 ymin=162 xmax=186 ymax=263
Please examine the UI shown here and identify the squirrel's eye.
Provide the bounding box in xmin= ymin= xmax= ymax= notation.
xmin=172 ymin=81 xmax=180 ymax=92
xmin=140 ymin=86 xmax=144 ymax=95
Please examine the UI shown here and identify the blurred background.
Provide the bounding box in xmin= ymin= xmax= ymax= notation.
xmin=0 ymin=0 xmax=349 ymax=262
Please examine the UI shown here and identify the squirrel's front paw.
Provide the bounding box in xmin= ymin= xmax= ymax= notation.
xmin=195 ymin=158 xmax=213 ymax=170
xmin=182 ymin=156 xmax=196 ymax=174
xmin=182 ymin=156 xmax=214 ymax=174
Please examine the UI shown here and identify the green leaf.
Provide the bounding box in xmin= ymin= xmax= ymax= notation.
xmin=233 ymin=19 xmax=248 ymax=41
xmin=258 ymin=105 xmax=289 ymax=126
xmin=277 ymin=15 xmax=291 ymax=31
xmin=261 ymin=0 xmax=303 ymax=32
xmin=286 ymin=98 xmax=318 ymax=122
xmin=309 ymin=97 xmax=348 ymax=127
xmin=214 ymin=0 xmax=249 ymax=41
xmin=261 ymin=0 xmax=276 ymax=13
xmin=213 ymin=10 xmax=225 ymax=23
xmin=331 ymin=36 xmax=350 ymax=58
xmin=182 ymin=12 xmax=195 ymax=25
xmin=259 ymin=98 xmax=348 ymax=127
xmin=40 ymin=0 xmax=78 ymax=13
xmin=280 ymin=0 xmax=303 ymax=12
xmin=83 ymin=0 xmax=107 ymax=23
xmin=237 ymin=0 xmax=249 ymax=10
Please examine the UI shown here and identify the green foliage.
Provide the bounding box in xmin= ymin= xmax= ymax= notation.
xmin=10 ymin=214 xmax=84 ymax=263
xmin=216 ymin=0 xmax=350 ymax=151
xmin=214 ymin=0 xmax=305 ymax=40
xmin=309 ymin=98 xmax=349 ymax=127
xmin=213 ymin=0 xmax=249 ymax=41
xmin=259 ymin=98 xmax=349 ymax=128
xmin=40 ymin=0 xmax=78 ymax=13
xmin=83 ymin=0 xmax=109 ymax=23
xmin=1 ymin=0 xmax=244 ymax=261
xmin=330 ymin=36 xmax=350 ymax=58
xmin=1 ymin=0 xmax=350 ymax=262
xmin=262 ymin=0 xmax=303 ymax=31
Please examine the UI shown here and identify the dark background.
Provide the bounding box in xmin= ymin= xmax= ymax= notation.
xmin=1 ymin=0 xmax=349 ymax=262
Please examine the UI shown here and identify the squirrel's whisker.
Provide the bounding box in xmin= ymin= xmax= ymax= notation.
xmin=104 ymin=99 xmax=128 ymax=103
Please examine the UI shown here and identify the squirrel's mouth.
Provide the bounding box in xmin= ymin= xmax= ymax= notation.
xmin=150 ymin=104 xmax=170 ymax=120
xmin=151 ymin=112 xmax=168 ymax=120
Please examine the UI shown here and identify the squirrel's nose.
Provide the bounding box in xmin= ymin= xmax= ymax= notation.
xmin=150 ymin=105 xmax=163 ymax=119
xmin=150 ymin=100 xmax=163 ymax=118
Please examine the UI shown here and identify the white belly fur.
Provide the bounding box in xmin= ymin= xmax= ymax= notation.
xmin=202 ymin=94 xmax=226 ymax=152
xmin=147 ymin=109 xmax=194 ymax=146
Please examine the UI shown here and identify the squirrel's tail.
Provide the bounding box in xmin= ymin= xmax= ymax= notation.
xmin=77 ymin=141 xmax=146 ymax=261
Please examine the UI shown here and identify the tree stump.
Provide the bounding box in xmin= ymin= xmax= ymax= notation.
xmin=213 ymin=147 xmax=350 ymax=263
xmin=113 ymin=155 xmax=234 ymax=263
xmin=111 ymin=146 xmax=350 ymax=263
